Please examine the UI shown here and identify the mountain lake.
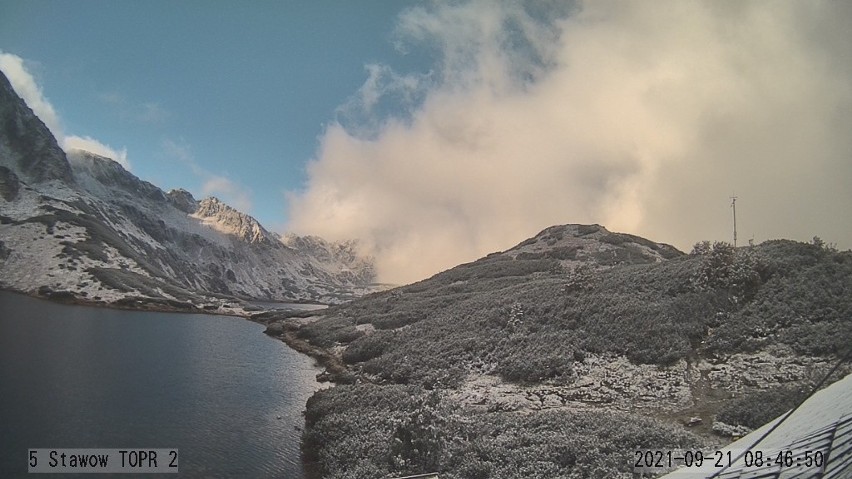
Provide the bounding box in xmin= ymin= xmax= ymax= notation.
xmin=0 ymin=290 xmax=324 ymax=478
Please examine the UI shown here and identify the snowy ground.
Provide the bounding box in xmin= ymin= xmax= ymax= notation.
xmin=449 ymin=354 xmax=694 ymax=413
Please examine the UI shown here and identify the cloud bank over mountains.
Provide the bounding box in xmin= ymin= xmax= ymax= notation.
xmin=3 ymin=2 xmax=850 ymax=287
xmin=288 ymin=0 xmax=852 ymax=284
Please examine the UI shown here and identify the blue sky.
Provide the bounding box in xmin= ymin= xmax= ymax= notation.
xmin=1 ymin=0 xmax=423 ymax=226
xmin=2 ymin=1 xmax=851 ymax=283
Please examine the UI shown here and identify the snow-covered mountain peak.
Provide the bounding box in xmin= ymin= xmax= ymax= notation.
xmin=66 ymin=148 xmax=125 ymax=176
xmin=192 ymin=196 xmax=273 ymax=244
xmin=66 ymin=147 xmax=165 ymax=202
xmin=282 ymin=232 xmax=376 ymax=279
xmin=283 ymin=233 xmax=369 ymax=263
xmin=65 ymin=148 xmax=124 ymax=169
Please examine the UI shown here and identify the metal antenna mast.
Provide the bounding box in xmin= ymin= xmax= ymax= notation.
xmin=731 ymin=196 xmax=738 ymax=247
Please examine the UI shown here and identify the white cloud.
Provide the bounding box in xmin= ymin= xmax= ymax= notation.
xmin=0 ymin=51 xmax=134 ymax=170
xmin=289 ymin=1 xmax=852 ymax=284
xmin=162 ymin=139 xmax=253 ymax=213
xmin=64 ymin=135 xmax=131 ymax=170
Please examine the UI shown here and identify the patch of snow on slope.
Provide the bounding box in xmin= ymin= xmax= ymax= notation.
xmin=448 ymin=354 xmax=694 ymax=413
xmin=0 ymin=221 xmax=85 ymax=291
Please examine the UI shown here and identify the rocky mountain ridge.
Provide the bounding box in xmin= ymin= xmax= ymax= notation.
xmin=192 ymin=196 xmax=275 ymax=245
xmin=0 ymin=70 xmax=376 ymax=311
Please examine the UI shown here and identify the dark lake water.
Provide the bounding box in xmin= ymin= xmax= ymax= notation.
xmin=244 ymin=300 xmax=328 ymax=312
xmin=0 ymin=291 xmax=324 ymax=478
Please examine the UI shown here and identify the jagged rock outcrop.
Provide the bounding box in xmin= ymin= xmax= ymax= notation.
xmin=283 ymin=234 xmax=375 ymax=284
xmin=166 ymin=188 xmax=198 ymax=214
xmin=193 ymin=197 xmax=274 ymax=245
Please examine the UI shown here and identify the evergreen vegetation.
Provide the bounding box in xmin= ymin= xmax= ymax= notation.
xmin=305 ymin=385 xmax=705 ymax=479
xmin=716 ymin=386 xmax=808 ymax=429
xmin=293 ymin=237 xmax=851 ymax=478
xmin=301 ymin=239 xmax=850 ymax=384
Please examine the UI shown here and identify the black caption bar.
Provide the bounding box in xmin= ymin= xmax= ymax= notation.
xmin=28 ymin=449 xmax=178 ymax=473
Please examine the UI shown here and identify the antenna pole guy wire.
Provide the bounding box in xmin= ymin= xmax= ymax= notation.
xmin=731 ymin=196 xmax=738 ymax=248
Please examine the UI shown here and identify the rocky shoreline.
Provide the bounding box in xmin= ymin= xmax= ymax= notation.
xmin=1 ymin=286 xmax=332 ymax=320
xmin=257 ymin=314 xmax=357 ymax=385
xmin=1 ymin=287 xmax=254 ymax=317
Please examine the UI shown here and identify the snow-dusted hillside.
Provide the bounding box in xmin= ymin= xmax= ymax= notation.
xmin=267 ymin=221 xmax=851 ymax=478
xmin=0 ymin=70 xmax=376 ymax=309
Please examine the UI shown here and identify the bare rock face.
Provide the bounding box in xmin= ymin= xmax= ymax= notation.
xmin=283 ymin=234 xmax=376 ymax=285
xmin=0 ymin=240 xmax=10 ymax=262
xmin=0 ymin=71 xmax=73 ymax=184
xmin=0 ymin=166 xmax=20 ymax=201
xmin=166 ymin=188 xmax=198 ymax=214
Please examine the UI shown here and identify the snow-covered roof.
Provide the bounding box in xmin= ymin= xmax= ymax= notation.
xmin=656 ymin=372 xmax=852 ymax=478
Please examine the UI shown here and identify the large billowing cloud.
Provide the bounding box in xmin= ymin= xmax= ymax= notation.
xmin=0 ymin=51 xmax=132 ymax=170
xmin=288 ymin=1 xmax=852 ymax=284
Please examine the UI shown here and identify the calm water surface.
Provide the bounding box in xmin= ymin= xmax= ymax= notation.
xmin=0 ymin=291 xmax=324 ymax=478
